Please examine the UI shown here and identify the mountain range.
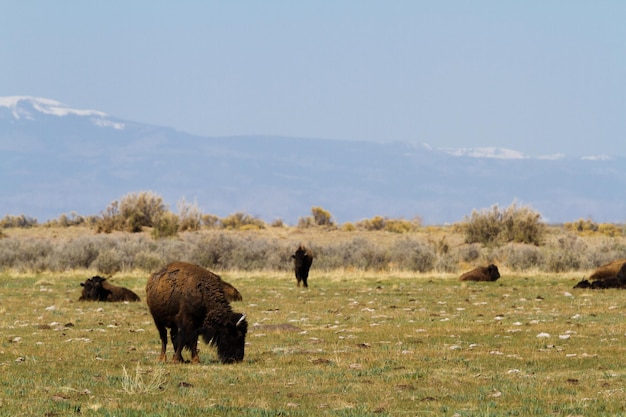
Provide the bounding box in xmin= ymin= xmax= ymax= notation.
xmin=1 ymin=96 xmax=624 ymax=225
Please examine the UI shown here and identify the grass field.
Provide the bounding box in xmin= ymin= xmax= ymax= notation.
xmin=1 ymin=270 xmax=626 ymax=416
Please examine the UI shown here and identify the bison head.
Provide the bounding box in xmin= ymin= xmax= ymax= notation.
xmin=79 ymin=276 xmax=110 ymax=301
xmin=204 ymin=313 xmax=248 ymax=364
xmin=487 ymin=264 xmax=501 ymax=281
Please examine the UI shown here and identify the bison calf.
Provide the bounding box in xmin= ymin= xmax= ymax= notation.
xmin=292 ymin=245 xmax=313 ymax=288
xmin=146 ymin=262 xmax=248 ymax=364
xmin=79 ymin=276 xmax=140 ymax=302
xmin=460 ymin=264 xmax=501 ymax=282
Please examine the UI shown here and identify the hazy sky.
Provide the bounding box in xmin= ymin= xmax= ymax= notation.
xmin=2 ymin=1 xmax=625 ymax=157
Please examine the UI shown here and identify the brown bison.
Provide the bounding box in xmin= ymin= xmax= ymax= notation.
xmin=460 ymin=264 xmax=501 ymax=282
xmin=222 ymin=280 xmax=243 ymax=302
xmin=574 ymin=263 xmax=626 ymax=289
xmin=145 ymin=262 xmax=248 ymax=364
xmin=79 ymin=276 xmax=140 ymax=302
xmin=292 ymin=245 xmax=313 ymax=288
xmin=588 ymin=258 xmax=626 ymax=281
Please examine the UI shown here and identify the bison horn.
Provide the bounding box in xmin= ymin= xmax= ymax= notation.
xmin=236 ymin=314 xmax=246 ymax=327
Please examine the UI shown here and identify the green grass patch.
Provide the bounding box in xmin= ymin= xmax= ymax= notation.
xmin=1 ymin=271 xmax=626 ymax=415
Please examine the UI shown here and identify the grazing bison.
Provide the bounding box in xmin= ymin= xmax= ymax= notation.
xmin=222 ymin=280 xmax=243 ymax=302
xmin=588 ymin=258 xmax=626 ymax=281
xmin=574 ymin=263 xmax=626 ymax=289
xmin=460 ymin=264 xmax=501 ymax=282
xmin=292 ymin=245 xmax=313 ymax=288
xmin=79 ymin=276 xmax=140 ymax=302
xmin=145 ymin=262 xmax=248 ymax=364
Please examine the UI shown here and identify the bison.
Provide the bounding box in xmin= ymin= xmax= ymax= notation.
xmin=292 ymin=245 xmax=313 ymax=288
xmin=588 ymin=258 xmax=626 ymax=281
xmin=573 ymin=277 xmax=626 ymax=289
xmin=460 ymin=264 xmax=501 ymax=282
xmin=78 ymin=276 xmax=140 ymax=302
xmin=574 ymin=263 xmax=626 ymax=289
xmin=146 ymin=262 xmax=248 ymax=364
xmin=222 ymin=280 xmax=243 ymax=302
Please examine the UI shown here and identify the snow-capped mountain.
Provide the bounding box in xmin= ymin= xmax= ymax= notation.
xmin=0 ymin=96 xmax=125 ymax=129
xmin=1 ymin=96 xmax=625 ymax=224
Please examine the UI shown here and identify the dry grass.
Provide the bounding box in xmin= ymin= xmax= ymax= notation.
xmin=2 ymin=269 xmax=626 ymax=416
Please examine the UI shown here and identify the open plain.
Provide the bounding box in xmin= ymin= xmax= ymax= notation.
xmin=2 ymin=265 xmax=626 ymax=416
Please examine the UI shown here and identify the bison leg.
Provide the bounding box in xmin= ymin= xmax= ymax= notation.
xmin=170 ymin=327 xmax=186 ymax=363
xmin=156 ymin=324 xmax=168 ymax=362
xmin=189 ymin=337 xmax=201 ymax=364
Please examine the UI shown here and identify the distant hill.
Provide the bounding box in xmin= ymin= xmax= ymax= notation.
xmin=1 ymin=96 xmax=625 ymax=225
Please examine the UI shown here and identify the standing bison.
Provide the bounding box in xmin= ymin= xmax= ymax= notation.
xmin=221 ymin=280 xmax=243 ymax=302
xmin=460 ymin=264 xmax=501 ymax=282
xmin=78 ymin=276 xmax=140 ymax=302
xmin=292 ymin=245 xmax=313 ymax=288
xmin=146 ymin=262 xmax=248 ymax=364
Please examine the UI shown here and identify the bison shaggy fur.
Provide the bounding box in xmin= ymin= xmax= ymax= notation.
xmin=292 ymin=245 xmax=313 ymax=288
xmin=79 ymin=276 xmax=140 ymax=302
xmin=460 ymin=264 xmax=501 ymax=282
xmin=146 ymin=262 xmax=248 ymax=364
xmin=588 ymin=258 xmax=626 ymax=281
xmin=222 ymin=280 xmax=243 ymax=302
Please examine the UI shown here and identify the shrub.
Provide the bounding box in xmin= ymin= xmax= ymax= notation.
xmin=45 ymin=212 xmax=85 ymax=228
xmin=296 ymin=216 xmax=315 ymax=228
xmin=542 ymin=234 xmax=587 ymax=273
xmin=202 ymin=214 xmax=220 ymax=228
xmin=92 ymin=248 xmax=123 ymax=275
xmin=357 ymin=216 xmax=387 ymax=231
xmin=0 ymin=214 xmax=38 ymax=228
xmin=328 ymin=238 xmax=389 ymax=270
xmin=391 ymin=238 xmax=435 ymax=272
xmin=98 ymin=191 xmax=168 ymax=233
xmin=134 ymin=251 xmax=164 ymax=273
xmin=52 ymin=237 xmax=101 ymax=271
xmin=341 ymin=222 xmax=356 ymax=232
xmin=221 ymin=212 xmax=265 ymax=230
xmin=151 ymin=212 xmax=179 ymax=239
xmin=564 ymin=218 xmax=598 ymax=234
xmin=270 ymin=218 xmax=285 ymax=228
xmin=463 ymin=203 xmax=545 ymax=246
xmin=498 ymin=243 xmax=544 ymax=272
xmin=311 ymin=206 xmax=334 ymax=227
xmin=177 ymin=198 xmax=202 ymax=232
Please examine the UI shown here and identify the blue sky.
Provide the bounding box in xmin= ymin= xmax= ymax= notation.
xmin=2 ymin=1 xmax=625 ymax=157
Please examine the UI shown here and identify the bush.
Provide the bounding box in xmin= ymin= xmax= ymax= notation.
xmin=498 ymin=243 xmax=544 ymax=272
xmin=177 ymin=198 xmax=202 ymax=232
xmin=463 ymin=203 xmax=545 ymax=246
xmin=221 ymin=212 xmax=265 ymax=230
xmin=98 ymin=191 xmax=168 ymax=233
xmin=92 ymin=248 xmax=123 ymax=275
xmin=0 ymin=214 xmax=38 ymax=228
xmin=151 ymin=212 xmax=179 ymax=239
xmin=299 ymin=207 xmax=335 ymax=228
xmin=391 ymin=238 xmax=436 ymax=272
xmin=311 ymin=206 xmax=334 ymax=226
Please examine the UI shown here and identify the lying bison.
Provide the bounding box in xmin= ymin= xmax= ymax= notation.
xmin=574 ymin=263 xmax=626 ymax=289
xmin=292 ymin=245 xmax=313 ymax=288
xmin=79 ymin=276 xmax=140 ymax=302
xmin=146 ymin=262 xmax=248 ymax=364
xmin=588 ymin=258 xmax=626 ymax=281
xmin=460 ymin=264 xmax=501 ymax=282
